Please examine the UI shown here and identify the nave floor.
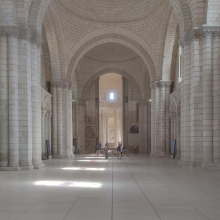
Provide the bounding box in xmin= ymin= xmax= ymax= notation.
xmin=0 ymin=155 xmax=220 ymax=220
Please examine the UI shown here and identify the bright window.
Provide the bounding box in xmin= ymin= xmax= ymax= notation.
xmin=110 ymin=92 xmax=114 ymax=100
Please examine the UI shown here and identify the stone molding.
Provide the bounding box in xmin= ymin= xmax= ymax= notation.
xmin=180 ymin=26 xmax=220 ymax=47
xmin=0 ymin=26 xmax=42 ymax=46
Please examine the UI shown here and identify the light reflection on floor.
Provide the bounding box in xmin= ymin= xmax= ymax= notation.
xmin=34 ymin=181 xmax=102 ymax=188
xmin=85 ymin=157 xmax=105 ymax=159
xmin=77 ymin=160 xmax=108 ymax=162
xmin=62 ymin=167 xmax=105 ymax=171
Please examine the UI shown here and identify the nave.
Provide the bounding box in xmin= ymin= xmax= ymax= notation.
xmin=0 ymin=155 xmax=220 ymax=220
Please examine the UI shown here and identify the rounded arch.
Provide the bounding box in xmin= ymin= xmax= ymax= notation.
xmin=81 ymin=65 xmax=143 ymax=101
xmin=162 ymin=10 xmax=178 ymax=80
xmin=66 ymin=27 xmax=157 ymax=82
xmin=169 ymin=0 xmax=192 ymax=36
xmin=43 ymin=8 xmax=62 ymax=82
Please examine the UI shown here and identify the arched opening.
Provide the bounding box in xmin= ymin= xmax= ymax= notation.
xmin=99 ymin=73 xmax=123 ymax=150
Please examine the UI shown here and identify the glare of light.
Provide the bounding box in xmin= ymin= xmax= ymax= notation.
xmin=78 ymin=160 xmax=108 ymax=162
xmin=62 ymin=167 xmax=105 ymax=171
xmin=85 ymin=157 xmax=105 ymax=159
xmin=34 ymin=181 xmax=102 ymax=188
xmin=149 ymin=99 xmax=151 ymax=102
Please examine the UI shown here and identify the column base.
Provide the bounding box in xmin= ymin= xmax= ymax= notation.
xmin=150 ymin=153 xmax=170 ymax=158
xmin=179 ymin=159 xmax=220 ymax=169
xmin=52 ymin=155 xmax=64 ymax=158
xmin=20 ymin=165 xmax=34 ymax=170
xmin=34 ymin=163 xmax=45 ymax=169
xmin=0 ymin=166 xmax=21 ymax=171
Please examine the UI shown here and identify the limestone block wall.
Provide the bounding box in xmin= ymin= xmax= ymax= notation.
xmin=0 ymin=26 xmax=44 ymax=170
xmin=170 ymin=27 xmax=220 ymax=169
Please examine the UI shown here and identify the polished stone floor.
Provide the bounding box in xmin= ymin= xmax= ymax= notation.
xmin=0 ymin=155 xmax=220 ymax=220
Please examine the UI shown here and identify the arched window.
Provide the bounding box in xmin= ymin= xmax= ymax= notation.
xmin=110 ymin=92 xmax=114 ymax=100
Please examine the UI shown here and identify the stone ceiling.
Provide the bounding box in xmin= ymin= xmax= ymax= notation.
xmin=84 ymin=43 xmax=139 ymax=62
xmin=56 ymin=0 xmax=164 ymax=23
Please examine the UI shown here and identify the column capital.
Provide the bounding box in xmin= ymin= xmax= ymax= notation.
xmin=0 ymin=26 xmax=43 ymax=46
xmin=31 ymin=31 xmax=42 ymax=47
xmin=151 ymin=81 xmax=171 ymax=88
xmin=180 ymin=26 xmax=220 ymax=46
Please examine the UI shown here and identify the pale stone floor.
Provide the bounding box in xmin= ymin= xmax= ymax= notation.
xmin=0 ymin=155 xmax=220 ymax=220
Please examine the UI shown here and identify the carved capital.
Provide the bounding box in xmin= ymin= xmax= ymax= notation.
xmin=31 ymin=31 xmax=43 ymax=47
xmin=182 ymin=27 xmax=220 ymax=46
xmin=19 ymin=27 xmax=31 ymax=40
xmin=0 ymin=26 xmax=19 ymax=38
xmin=160 ymin=80 xmax=171 ymax=88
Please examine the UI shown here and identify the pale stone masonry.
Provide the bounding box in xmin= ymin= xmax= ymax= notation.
xmin=0 ymin=0 xmax=220 ymax=170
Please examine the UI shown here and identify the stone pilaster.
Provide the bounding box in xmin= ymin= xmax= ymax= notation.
xmin=32 ymin=42 xmax=44 ymax=168
xmin=202 ymin=35 xmax=213 ymax=166
xmin=0 ymin=35 xmax=8 ymax=167
xmin=213 ymin=36 xmax=220 ymax=163
xmin=8 ymin=34 xmax=20 ymax=170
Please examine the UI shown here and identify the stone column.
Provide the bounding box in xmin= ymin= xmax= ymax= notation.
xmin=203 ymin=35 xmax=213 ymax=166
xmin=8 ymin=34 xmax=20 ymax=169
xmin=114 ymin=112 xmax=117 ymax=147
xmin=52 ymin=84 xmax=57 ymax=157
xmin=62 ymin=82 xmax=69 ymax=158
xmin=190 ymin=39 xmax=203 ymax=167
xmin=150 ymin=84 xmax=155 ymax=156
xmin=68 ymin=86 xmax=73 ymax=157
xmin=160 ymin=82 xmax=166 ymax=155
xmin=49 ymin=112 xmax=52 ymax=158
xmin=139 ymin=100 xmax=148 ymax=154
xmin=77 ymin=101 xmax=85 ymax=153
xmin=179 ymin=44 xmax=191 ymax=167
xmin=176 ymin=112 xmax=181 ymax=159
xmin=213 ymin=36 xmax=220 ymax=163
xmin=32 ymin=42 xmax=44 ymax=168
xmin=170 ymin=112 xmax=174 ymax=153
xmin=106 ymin=114 xmax=109 ymax=143
xmin=165 ymin=82 xmax=171 ymax=155
xmin=154 ymin=82 xmax=161 ymax=155
xmin=41 ymin=110 xmax=46 ymax=159
xmin=102 ymin=114 xmax=105 ymax=145
xmin=0 ymin=34 xmax=8 ymax=167
xmin=95 ymin=78 xmax=99 ymax=144
xmin=122 ymin=78 xmax=128 ymax=147
xmin=57 ymin=82 xmax=63 ymax=157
